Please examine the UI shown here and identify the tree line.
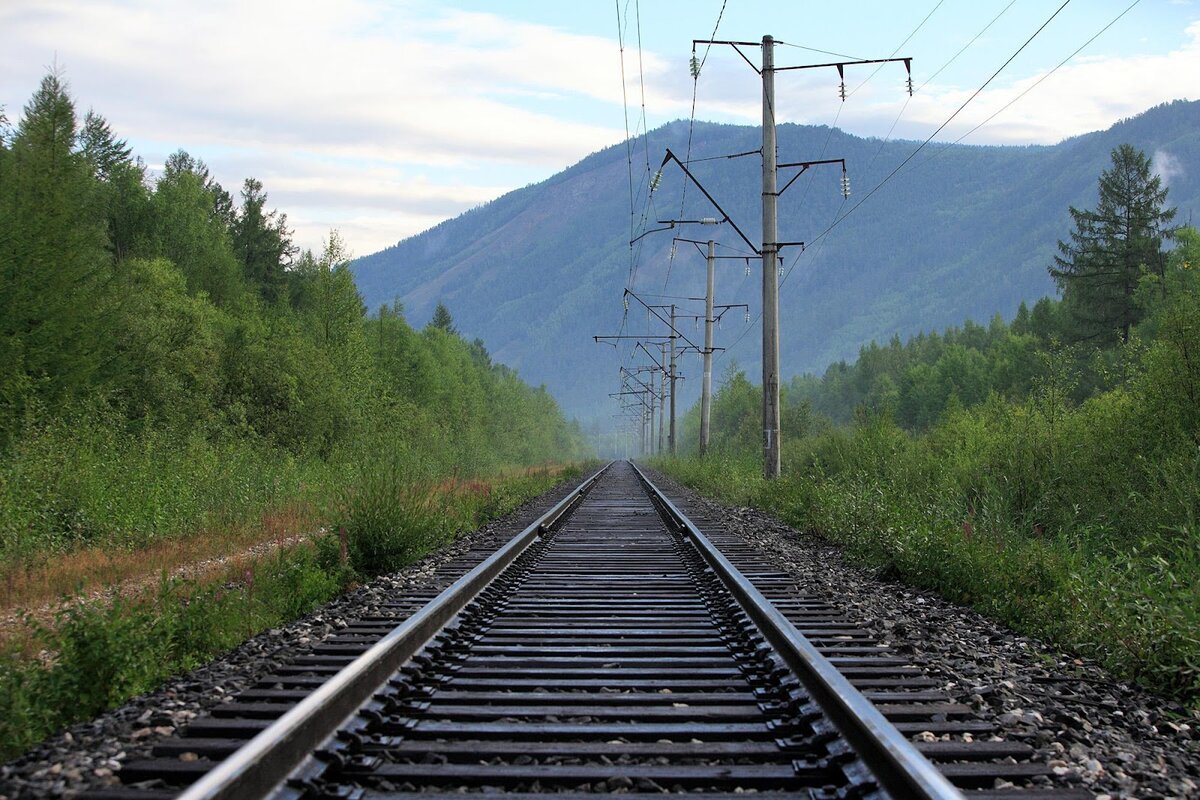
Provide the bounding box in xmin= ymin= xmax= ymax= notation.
xmin=0 ymin=73 xmax=585 ymax=556
xmin=683 ymin=143 xmax=1192 ymax=448
xmin=663 ymin=145 xmax=1200 ymax=703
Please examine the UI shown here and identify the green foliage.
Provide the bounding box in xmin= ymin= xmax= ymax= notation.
xmin=657 ymin=233 xmax=1200 ymax=708
xmin=0 ymin=72 xmax=592 ymax=762
xmin=336 ymin=463 xmax=451 ymax=575
xmin=0 ymin=461 xmax=575 ymax=760
xmin=232 ymin=177 xmax=295 ymax=303
xmin=0 ymin=73 xmax=111 ymax=445
xmin=0 ymin=544 xmax=342 ymax=759
xmin=0 ymin=73 xmax=588 ymax=568
xmin=1050 ymin=144 xmax=1176 ymax=344
xmin=429 ymin=302 xmax=457 ymax=335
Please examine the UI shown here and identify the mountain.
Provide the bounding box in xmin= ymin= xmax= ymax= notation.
xmin=352 ymin=100 xmax=1200 ymax=425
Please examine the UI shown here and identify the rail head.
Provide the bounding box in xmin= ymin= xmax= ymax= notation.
xmin=631 ymin=462 xmax=964 ymax=800
xmin=177 ymin=461 xmax=612 ymax=800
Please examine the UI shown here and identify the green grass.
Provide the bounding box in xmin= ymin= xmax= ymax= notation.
xmin=0 ymin=460 xmax=580 ymax=760
xmin=654 ymin=400 xmax=1200 ymax=708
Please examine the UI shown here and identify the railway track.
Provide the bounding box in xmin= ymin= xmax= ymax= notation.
xmin=93 ymin=461 xmax=1082 ymax=799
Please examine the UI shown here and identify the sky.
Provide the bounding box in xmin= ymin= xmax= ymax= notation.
xmin=2 ymin=1 xmax=1197 ymax=257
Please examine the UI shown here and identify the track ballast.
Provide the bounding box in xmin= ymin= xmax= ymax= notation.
xmin=95 ymin=461 xmax=1081 ymax=799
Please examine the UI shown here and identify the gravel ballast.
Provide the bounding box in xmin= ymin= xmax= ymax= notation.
xmin=646 ymin=467 xmax=1200 ymax=799
xmin=4 ymin=463 xmax=1199 ymax=799
xmin=0 ymin=475 xmax=585 ymax=800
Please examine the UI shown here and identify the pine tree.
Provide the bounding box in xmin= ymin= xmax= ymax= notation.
xmin=1050 ymin=144 xmax=1176 ymax=344
xmin=232 ymin=178 xmax=294 ymax=303
xmin=429 ymin=302 xmax=457 ymax=335
xmin=0 ymin=72 xmax=110 ymax=437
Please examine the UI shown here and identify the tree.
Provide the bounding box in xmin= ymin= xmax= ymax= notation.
xmin=429 ymin=302 xmax=457 ymax=335
xmin=0 ymin=72 xmax=110 ymax=439
xmin=78 ymin=110 xmax=152 ymax=261
xmin=292 ymin=231 xmax=365 ymax=347
xmin=232 ymin=178 xmax=294 ymax=303
xmin=152 ymin=151 xmax=244 ymax=307
xmin=1050 ymin=144 xmax=1176 ymax=344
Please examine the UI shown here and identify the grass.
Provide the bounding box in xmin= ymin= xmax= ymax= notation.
xmin=0 ymin=503 xmax=319 ymax=621
xmin=654 ymin=402 xmax=1200 ymax=709
xmin=0 ymin=458 xmax=582 ymax=760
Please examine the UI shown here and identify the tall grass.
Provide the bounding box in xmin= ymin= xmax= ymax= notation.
xmin=0 ymin=418 xmax=581 ymax=760
xmin=655 ymin=389 xmax=1200 ymax=707
xmin=0 ymin=407 xmax=335 ymax=565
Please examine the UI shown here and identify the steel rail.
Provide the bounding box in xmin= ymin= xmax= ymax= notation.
xmin=176 ymin=461 xmax=613 ymax=800
xmin=630 ymin=462 xmax=964 ymax=799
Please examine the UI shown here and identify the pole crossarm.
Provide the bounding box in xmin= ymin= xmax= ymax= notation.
xmin=775 ymin=56 xmax=912 ymax=74
xmin=674 ymin=236 xmax=763 ymax=259
xmin=777 ymin=158 xmax=846 ymax=197
xmin=659 ymin=150 xmax=759 ymax=254
xmin=624 ymin=289 xmax=704 ymax=352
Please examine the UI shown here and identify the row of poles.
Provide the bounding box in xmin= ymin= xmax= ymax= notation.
xmin=600 ymin=35 xmax=911 ymax=477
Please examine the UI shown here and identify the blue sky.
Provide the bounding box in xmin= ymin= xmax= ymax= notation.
xmin=2 ymin=1 xmax=1197 ymax=256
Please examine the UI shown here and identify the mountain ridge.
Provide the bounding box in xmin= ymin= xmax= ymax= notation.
xmin=352 ymin=100 xmax=1200 ymax=424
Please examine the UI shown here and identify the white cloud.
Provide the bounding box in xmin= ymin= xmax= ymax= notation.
xmin=839 ymin=20 xmax=1200 ymax=144
xmin=0 ymin=0 xmax=634 ymax=252
xmin=1153 ymin=148 xmax=1184 ymax=187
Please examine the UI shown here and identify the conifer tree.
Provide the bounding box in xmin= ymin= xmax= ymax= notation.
xmin=0 ymin=72 xmax=109 ymax=436
xmin=1050 ymin=144 xmax=1176 ymax=344
xmin=232 ymin=178 xmax=294 ymax=303
xmin=429 ymin=302 xmax=457 ymax=335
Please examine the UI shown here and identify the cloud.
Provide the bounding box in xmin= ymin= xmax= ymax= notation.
xmin=1152 ymin=148 xmax=1184 ymax=186
xmin=829 ymin=20 xmax=1200 ymax=145
xmin=0 ymin=0 xmax=634 ymax=252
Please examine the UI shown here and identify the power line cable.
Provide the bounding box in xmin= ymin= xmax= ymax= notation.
xmin=801 ymin=0 xmax=1074 ymax=253
xmin=933 ymin=0 xmax=1141 ymax=152
xmin=720 ymin=1 xmax=1076 ymax=367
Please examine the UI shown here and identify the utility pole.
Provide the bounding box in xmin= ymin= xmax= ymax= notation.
xmin=700 ymin=239 xmax=715 ymax=455
xmin=643 ymin=404 xmax=650 ymax=455
xmin=669 ymin=304 xmax=678 ymax=456
xmin=657 ymin=358 xmax=666 ymax=455
xmin=761 ymin=34 xmax=781 ymax=479
xmin=681 ymin=36 xmax=910 ymax=479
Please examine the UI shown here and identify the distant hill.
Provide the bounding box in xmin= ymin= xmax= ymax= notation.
xmin=352 ymin=100 xmax=1200 ymax=424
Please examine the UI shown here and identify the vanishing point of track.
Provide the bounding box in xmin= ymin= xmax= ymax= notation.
xmin=95 ymin=461 xmax=1077 ymax=799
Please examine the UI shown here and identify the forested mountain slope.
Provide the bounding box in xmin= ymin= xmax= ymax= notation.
xmin=352 ymin=100 xmax=1200 ymax=422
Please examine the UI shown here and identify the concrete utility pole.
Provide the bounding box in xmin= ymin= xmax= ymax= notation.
xmin=672 ymin=34 xmax=909 ymax=477
xmin=761 ymin=34 xmax=782 ymax=480
xmin=657 ymin=360 xmax=666 ymax=455
xmin=669 ymin=304 xmax=678 ymax=456
xmin=700 ymin=240 xmax=716 ymax=455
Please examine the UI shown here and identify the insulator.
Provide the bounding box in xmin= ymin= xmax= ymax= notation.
xmin=841 ymin=173 xmax=851 ymax=199
xmin=745 ymin=264 xmax=751 ymax=276
xmin=690 ymin=54 xmax=701 ymax=79
xmin=778 ymin=265 xmax=784 ymax=278
xmin=669 ymin=242 xmax=677 ymax=259
xmin=745 ymin=311 xmax=751 ymax=323
xmin=838 ymin=81 xmax=847 ymax=101
xmin=649 ymin=169 xmax=662 ymax=192
xmin=906 ymin=76 xmax=914 ymax=96
xmin=623 ymin=297 xmax=629 ymax=312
